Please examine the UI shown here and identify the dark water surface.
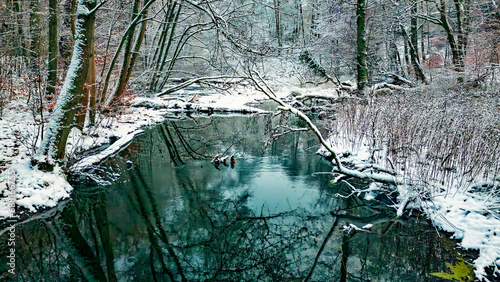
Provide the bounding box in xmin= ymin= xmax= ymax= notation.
xmin=1 ymin=114 xmax=470 ymax=281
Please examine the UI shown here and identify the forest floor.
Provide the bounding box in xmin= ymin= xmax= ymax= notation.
xmin=0 ymin=74 xmax=499 ymax=279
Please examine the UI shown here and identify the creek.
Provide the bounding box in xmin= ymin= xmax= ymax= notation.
xmin=0 ymin=113 xmax=473 ymax=281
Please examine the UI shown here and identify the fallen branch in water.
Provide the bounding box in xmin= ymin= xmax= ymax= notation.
xmin=248 ymin=69 xmax=399 ymax=186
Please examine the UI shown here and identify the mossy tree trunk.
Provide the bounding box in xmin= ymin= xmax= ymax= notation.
xmin=37 ymin=0 xmax=99 ymax=162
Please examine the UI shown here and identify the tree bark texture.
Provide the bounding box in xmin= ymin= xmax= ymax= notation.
xmin=37 ymin=0 xmax=96 ymax=161
xmin=356 ymin=0 xmax=368 ymax=94
xmin=47 ymin=0 xmax=58 ymax=98
xmin=76 ymin=8 xmax=96 ymax=130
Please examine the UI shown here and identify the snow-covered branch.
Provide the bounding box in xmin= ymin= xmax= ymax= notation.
xmin=156 ymin=76 xmax=246 ymax=96
xmin=248 ymin=70 xmax=399 ymax=186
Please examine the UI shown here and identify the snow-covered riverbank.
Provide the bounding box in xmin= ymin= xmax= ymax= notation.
xmin=1 ymin=83 xmax=329 ymax=218
xmin=0 ymin=86 xmax=273 ymax=219
xmin=318 ymin=130 xmax=500 ymax=280
xmin=1 ymin=83 xmax=499 ymax=280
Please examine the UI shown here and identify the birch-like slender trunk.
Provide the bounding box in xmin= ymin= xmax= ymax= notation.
xmin=356 ymin=0 xmax=368 ymax=94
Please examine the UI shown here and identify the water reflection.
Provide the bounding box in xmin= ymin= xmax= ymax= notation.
xmin=1 ymin=115 xmax=471 ymax=281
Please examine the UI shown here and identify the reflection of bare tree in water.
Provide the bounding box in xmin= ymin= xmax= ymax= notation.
xmin=308 ymin=179 xmax=466 ymax=282
xmin=2 ymin=115 xmax=473 ymax=281
xmin=2 ymin=189 xmax=118 ymax=281
xmin=124 ymin=165 xmax=319 ymax=280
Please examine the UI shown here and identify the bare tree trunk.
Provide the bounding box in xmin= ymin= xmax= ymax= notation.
xmin=356 ymin=0 xmax=369 ymax=94
xmin=454 ymin=0 xmax=471 ymax=70
xmin=46 ymin=0 xmax=58 ymax=98
xmin=110 ymin=0 xmax=150 ymax=104
xmin=29 ymin=1 xmax=43 ymax=60
xmin=296 ymin=0 xmax=305 ymax=46
xmin=101 ymin=0 xmax=156 ymax=104
xmin=112 ymin=0 xmax=141 ymax=101
xmin=149 ymin=1 xmax=182 ymax=92
xmin=437 ymin=0 xmax=463 ymax=71
xmin=389 ymin=27 xmax=402 ymax=74
xmin=420 ymin=1 xmax=426 ymax=61
xmin=76 ymin=10 xmax=96 ymax=131
xmin=125 ymin=11 xmax=148 ymax=84
xmin=70 ymin=0 xmax=77 ymax=36
xmin=12 ymin=0 xmax=26 ymax=57
xmin=274 ymin=0 xmax=282 ymax=49
xmin=403 ymin=28 xmax=411 ymax=76
xmin=408 ymin=0 xmax=427 ymax=83
xmin=410 ymin=0 xmax=419 ymax=65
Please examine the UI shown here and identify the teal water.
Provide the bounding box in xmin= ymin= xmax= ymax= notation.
xmin=0 ymin=114 xmax=471 ymax=281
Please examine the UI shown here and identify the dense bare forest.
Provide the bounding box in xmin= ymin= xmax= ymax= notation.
xmin=0 ymin=0 xmax=499 ymax=280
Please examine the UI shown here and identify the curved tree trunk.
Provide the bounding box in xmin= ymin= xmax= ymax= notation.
xmin=100 ymin=0 xmax=156 ymax=105
xmin=111 ymin=0 xmax=141 ymax=102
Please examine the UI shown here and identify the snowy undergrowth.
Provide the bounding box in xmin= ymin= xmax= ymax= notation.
xmin=0 ymin=98 xmax=172 ymax=218
xmin=319 ymin=129 xmax=500 ymax=280
xmin=0 ymin=161 xmax=72 ymax=218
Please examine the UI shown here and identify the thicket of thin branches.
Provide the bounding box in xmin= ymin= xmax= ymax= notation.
xmin=326 ymin=82 xmax=500 ymax=197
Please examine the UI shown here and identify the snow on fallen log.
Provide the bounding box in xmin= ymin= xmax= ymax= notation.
xmin=132 ymin=96 xmax=268 ymax=114
xmin=294 ymin=93 xmax=340 ymax=102
xmin=70 ymin=129 xmax=144 ymax=172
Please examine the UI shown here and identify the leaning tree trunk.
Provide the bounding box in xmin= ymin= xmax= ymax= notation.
xmin=110 ymin=0 xmax=150 ymax=104
xmin=356 ymin=0 xmax=369 ymax=94
xmin=101 ymin=0 xmax=156 ymax=104
xmin=36 ymin=0 xmax=97 ymax=162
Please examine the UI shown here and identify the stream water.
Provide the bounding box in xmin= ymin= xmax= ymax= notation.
xmin=0 ymin=114 xmax=473 ymax=281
